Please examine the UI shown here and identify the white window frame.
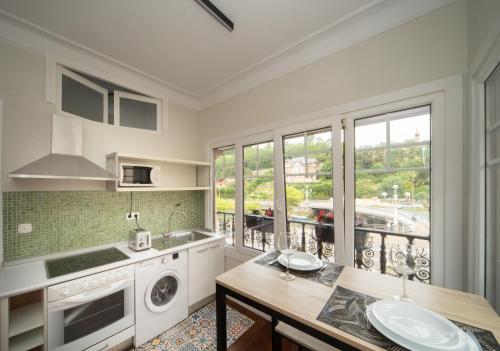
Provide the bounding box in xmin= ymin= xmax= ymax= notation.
xmin=208 ymin=76 xmax=462 ymax=289
xmin=343 ymin=95 xmax=445 ymax=286
xmin=114 ymin=91 xmax=162 ymax=133
xmin=468 ymin=35 xmax=500 ymax=295
xmin=56 ymin=66 xmax=108 ymax=124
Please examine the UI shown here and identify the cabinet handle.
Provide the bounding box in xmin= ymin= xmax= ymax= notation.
xmin=209 ymin=244 xmax=221 ymax=249
xmin=197 ymin=248 xmax=208 ymax=253
xmin=96 ymin=344 xmax=109 ymax=351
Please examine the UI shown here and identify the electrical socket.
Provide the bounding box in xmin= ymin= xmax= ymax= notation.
xmin=125 ymin=212 xmax=140 ymax=221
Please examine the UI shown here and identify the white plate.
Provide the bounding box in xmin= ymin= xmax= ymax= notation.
xmin=277 ymin=251 xmax=323 ymax=271
xmin=366 ymin=300 xmax=479 ymax=351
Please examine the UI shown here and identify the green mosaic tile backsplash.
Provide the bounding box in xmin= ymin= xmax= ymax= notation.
xmin=3 ymin=191 xmax=205 ymax=262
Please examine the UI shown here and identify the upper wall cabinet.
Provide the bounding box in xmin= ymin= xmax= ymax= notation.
xmin=56 ymin=65 xmax=163 ymax=133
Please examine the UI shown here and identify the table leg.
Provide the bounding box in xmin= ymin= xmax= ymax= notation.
xmin=216 ymin=283 xmax=227 ymax=351
xmin=271 ymin=316 xmax=281 ymax=351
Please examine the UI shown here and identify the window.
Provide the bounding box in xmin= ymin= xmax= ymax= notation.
xmin=485 ymin=62 xmax=500 ymax=312
xmin=210 ymin=92 xmax=450 ymax=287
xmin=60 ymin=67 xmax=107 ymax=123
xmin=353 ymin=106 xmax=431 ymax=283
xmin=114 ymin=91 xmax=161 ymax=132
xmin=283 ymin=128 xmax=335 ymax=261
xmin=213 ymin=146 xmax=236 ymax=246
xmin=57 ymin=66 xmax=162 ymax=132
xmin=243 ymin=141 xmax=274 ymax=251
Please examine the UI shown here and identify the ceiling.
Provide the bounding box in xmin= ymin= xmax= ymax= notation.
xmin=0 ymin=0 xmax=375 ymax=95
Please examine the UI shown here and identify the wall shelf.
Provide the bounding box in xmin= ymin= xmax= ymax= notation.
xmin=106 ymin=152 xmax=211 ymax=192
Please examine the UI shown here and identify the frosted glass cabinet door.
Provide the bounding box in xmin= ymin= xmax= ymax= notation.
xmin=114 ymin=91 xmax=161 ymax=132
xmin=60 ymin=68 xmax=108 ymax=123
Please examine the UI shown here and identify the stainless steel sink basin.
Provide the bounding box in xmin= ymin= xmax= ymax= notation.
xmin=152 ymin=230 xmax=212 ymax=251
xmin=171 ymin=231 xmax=212 ymax=242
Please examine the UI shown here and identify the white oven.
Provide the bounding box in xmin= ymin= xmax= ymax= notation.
xmin=47 ymin=265 xmax=134 ymax=351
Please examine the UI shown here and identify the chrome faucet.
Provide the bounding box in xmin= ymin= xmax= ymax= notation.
xmin=164 ymin=203 xmax=187 ymax=236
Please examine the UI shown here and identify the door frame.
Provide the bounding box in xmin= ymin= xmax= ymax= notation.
xmin=468 ymin=33 xmax=500 ymax=295
xmin=273 ymin=116 xmax=346 ymax=264
xmin=342 ymin=93 xmax=445 ymax=286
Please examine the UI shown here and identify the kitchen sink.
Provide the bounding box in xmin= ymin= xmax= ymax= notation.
xmin=152 ymin=230 xmax=212 ymax=251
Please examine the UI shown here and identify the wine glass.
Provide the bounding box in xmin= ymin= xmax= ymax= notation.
xmin=389 ymin=244 xmax=422 ymax=303
xmin=277 ymin=232 xmax=298 ymax=281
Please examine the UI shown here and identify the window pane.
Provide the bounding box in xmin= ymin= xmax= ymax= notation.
xmin=490 ymin=128 xmax=500 ymax=160
xmin=120 ymin=98 xmax=157 ymax=131
xmin=390 ymin=108 xmax=430 ymax=144
xmin=354 ymin=106 xmax=431 ymax=284
xmin=62 ymin=74 xmax=104 ymax=122
xmin=243 ymin=141 xmax=274 ymax=252
xmin=355 ymin=122 xmax=386 ymax=149
xmin=283 ymin=128 xmax=334 ymax=261
xmin=214 ymin=146 xmax=236 ymax=246
xmin=389 ymin=144 xmax=430 ymax=169
xmin=355 ymin=148 xmax=385 ymax=170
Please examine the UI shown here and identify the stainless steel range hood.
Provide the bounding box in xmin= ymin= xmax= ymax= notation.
xmin=9 ymin=114 xmax=118 ymax=181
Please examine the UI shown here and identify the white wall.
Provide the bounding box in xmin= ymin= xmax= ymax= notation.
xmin=199 ymin=0 xmax=467 ymax=143
xmin=0 ymin=40 xmax=202 ymax=191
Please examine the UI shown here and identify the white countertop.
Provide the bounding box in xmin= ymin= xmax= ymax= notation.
xmin=0 ymin=231 xmax=225 ymax=299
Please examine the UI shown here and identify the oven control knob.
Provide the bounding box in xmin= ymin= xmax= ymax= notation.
xmin=80 ymin=281 xmax=89 ymax=289
xmin=162 ymin=257 xmax=168 ymax=264
xmin=61 ymin=288 xmax=70 ymax=296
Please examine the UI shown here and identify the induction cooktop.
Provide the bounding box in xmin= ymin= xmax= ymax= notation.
xmin=45 ymin=247 xmax=129 ymax=278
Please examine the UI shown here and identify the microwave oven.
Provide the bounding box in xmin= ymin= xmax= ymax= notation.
xmin=119 ymin=163 xmax=160 ymax=187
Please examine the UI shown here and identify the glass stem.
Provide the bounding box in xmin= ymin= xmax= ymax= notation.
xmin=287 ymin=255 xmax=290 ymax=277
xmin=402 ymin=274 xmax=408 ymax=298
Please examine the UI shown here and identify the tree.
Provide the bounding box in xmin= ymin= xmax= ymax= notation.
xmin=285 ymin=186 xmax=304 ymax=208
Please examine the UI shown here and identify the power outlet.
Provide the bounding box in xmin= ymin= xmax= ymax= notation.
xmin=17 ymin=223 xmax=32 ymax=234
xmin=125 ymin=212 xmax=140 ymax=221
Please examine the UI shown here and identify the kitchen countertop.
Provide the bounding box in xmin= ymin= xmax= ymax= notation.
xmin=0 ymin=230 xmax=225 ymax=299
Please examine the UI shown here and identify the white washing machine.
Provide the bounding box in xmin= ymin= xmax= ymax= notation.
xmin=134 ymin=250 xmax=188 ymax=346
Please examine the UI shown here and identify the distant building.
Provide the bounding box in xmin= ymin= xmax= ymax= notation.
xmin=285 ymin=157 xmax=319 ymax=183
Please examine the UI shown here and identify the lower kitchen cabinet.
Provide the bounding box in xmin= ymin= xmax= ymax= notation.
xmin=188 ymin=238 xmax=225 ymax=306
xmin=0 ymin=289 xmax=46 ymax=351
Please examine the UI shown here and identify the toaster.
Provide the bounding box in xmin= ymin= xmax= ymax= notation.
xmin=128 ymin=229 xmax=151 ymax=251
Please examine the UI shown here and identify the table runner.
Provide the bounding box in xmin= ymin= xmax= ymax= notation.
xmin=317 ymin=285 xmax=500 ymax=351
xmin=254 ymin=250 xmax=344 ymax=287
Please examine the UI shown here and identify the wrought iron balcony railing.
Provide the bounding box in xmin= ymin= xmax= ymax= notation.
xmin=215 ymin=212 xmax=430 ymax=284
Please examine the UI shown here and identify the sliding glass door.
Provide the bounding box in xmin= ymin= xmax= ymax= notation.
xmin=346 ymin=105 xmax=432 ymax=284
xmin=212 ymin=96 xmax=443 ymax=285
xmin=282 ymin=128 xmax=336 ymax=261
xmin=242 ymin=141 xmax=275 ymax=251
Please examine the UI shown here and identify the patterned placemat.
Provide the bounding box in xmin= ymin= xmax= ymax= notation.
xmin=317 ymin=285 xmax=500 ymax=351
xmin=254 ymin=250 xmax=344 ymax=287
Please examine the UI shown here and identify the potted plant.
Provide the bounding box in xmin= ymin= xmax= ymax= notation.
xmin=314 ymin=210 xmax=334 ymax=244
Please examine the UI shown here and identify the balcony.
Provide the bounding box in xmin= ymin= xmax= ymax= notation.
xmin=216 ymin=211 xmax=430 ymax=284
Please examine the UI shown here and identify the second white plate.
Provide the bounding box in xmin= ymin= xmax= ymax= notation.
xmin=366 ymin=300 xmax=479 ymax=351
xmin=278 ymin=251 xmax=323 ymax=271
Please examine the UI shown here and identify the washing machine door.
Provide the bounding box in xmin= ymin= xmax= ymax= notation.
xmin=145 ymin=270 xmax=181 ymax=313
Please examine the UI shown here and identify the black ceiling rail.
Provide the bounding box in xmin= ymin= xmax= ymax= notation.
xmin=194 ymin=0 xmax=234 ymax=32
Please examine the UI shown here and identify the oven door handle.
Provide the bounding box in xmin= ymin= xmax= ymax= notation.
xmin=49 ymin=277 xmax=133 ymax=310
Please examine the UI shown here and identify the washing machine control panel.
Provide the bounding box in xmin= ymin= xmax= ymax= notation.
xmin=48 ymin=265 xmax=134 ymax=302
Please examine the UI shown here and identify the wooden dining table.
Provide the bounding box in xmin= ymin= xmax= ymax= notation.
xmin=215 ymin=252 xmax=500 ymax=351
